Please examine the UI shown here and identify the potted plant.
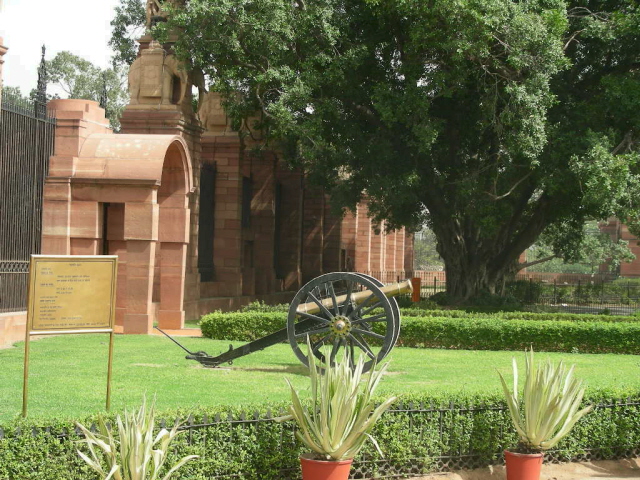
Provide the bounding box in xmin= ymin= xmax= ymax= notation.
xmin=498 ymin=348 xmax=593 ymax=480
xmin=75 ymin=397 xmax=198 ymax=480
xmin=277 ymin=340 xmax=397 ymax=480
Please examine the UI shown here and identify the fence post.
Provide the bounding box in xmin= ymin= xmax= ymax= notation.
xmin=553 ymin=279 xmax=557 ymax=304
xmin=411 ymin=277 xmax=421 ymax=302
xmin=578 ymin=280 xmax=581 ymax=304
xmin=528 ymin=277 xmax=533 ymax=304
xmin=433 ymin=276 xmax=437 ymax=296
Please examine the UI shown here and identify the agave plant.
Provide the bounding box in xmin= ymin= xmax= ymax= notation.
xmin=498 ymin=348 xmax=593 ymax=452
xmin=76 ymin=397 xmax=198 ymax=480
xmin=277 ymin=339 xmax=397 ymax=461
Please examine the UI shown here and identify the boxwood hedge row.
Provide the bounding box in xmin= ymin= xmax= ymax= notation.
xmin=199 ymin=310 xmax=640 ymax=353
xmin=1 ymin=390 xmax=639 ymax=480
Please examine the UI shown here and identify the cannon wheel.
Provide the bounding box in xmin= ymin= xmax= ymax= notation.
xmin=287 ymin=272 xmax=399 ymax=373
xmin=355 ymin=272 xmax=401 ymax=347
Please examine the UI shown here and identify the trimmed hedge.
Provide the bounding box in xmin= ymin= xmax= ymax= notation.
xmin=200 ymin=310 xmax=640 ymax=354
xmin=397 ymin=309 xmax=640 ymax=322
xmin=1 ymin=390 xmax=639 ymax=480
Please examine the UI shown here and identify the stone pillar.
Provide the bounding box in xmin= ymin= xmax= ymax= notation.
xmin=396 ymin=228 xmax=405 ymax=274
xmin=276 ymin=166 xmax=303 ymax=291
xmin=42 ymin=100 xmax=111 ymax=256
xmin=354 ymin=204 xmax=371 ymax=272
xmin=158 ymin=243 xmax=187 ymax=328
xmin=120 ymin=41 xmax=202 ymax=320
xmin=0 ymin=37 xmax=7 ymax=107
xmin=322 ymin=194 xmax=342 ymax=273
xmin=340 ymin=210 xmax=358 ymax=271
xmin=404 ymin=231 xmax=415 ymax=277
xmin=370 ymin=223 xmax=383 ymax=273
xmin=69 ymin=201 xmax=103 ymax=255
xmin=123 ymin=202 xmax=159 ymax=334
xmin=301 ymin=184 xmax=325 ymax=283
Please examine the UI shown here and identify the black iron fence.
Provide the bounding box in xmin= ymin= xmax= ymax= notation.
xmin=0 ymin=56 xmax=55 ymax=313
xmin=1 ymin=399 xmax=638 ymax=479
xmin=359 ymin=270 xmax=640 ymax=313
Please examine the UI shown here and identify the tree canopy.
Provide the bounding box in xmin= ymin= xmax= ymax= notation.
xmin=153 ymin=0 xmax=640 ymax=300
xmin=526 ymin=221 xmax=635 ymax=274
xmin=46 ymin=51 xmax=129 ymax=130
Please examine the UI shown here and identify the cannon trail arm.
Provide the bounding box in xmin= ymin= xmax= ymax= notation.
xmin=159 ymin=316 xmax=323 ymax=367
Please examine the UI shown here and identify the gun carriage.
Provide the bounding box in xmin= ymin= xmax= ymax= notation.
xmin=158 ymin=272 xmax=412 ymax=373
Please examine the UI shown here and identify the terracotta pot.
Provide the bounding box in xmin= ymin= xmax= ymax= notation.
xmin=300 ymin=453 xmax=353 ymax=480
xmin=504 ymin=450 xmax=543 ymax=480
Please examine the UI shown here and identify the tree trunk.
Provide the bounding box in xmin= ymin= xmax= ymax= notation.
xmin=433 ymin=212 xmax=544 ymax=302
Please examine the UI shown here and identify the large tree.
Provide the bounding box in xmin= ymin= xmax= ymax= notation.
xmin=46 ymin=51 xmax=129 ymax=130
xmin=154 ymin=0 xmax=640 ymax=300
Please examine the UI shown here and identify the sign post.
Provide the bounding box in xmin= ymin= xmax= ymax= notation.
xmin=22 ymin=255 xmax=118 ymax=417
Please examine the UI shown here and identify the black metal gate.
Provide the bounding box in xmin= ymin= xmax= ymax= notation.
xmin=0 ymin=55 xmax=55 ymax=313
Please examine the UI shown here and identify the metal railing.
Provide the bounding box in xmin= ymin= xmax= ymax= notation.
xmin=0 ymin=50 xmax=55 ymax=313
xmin=2 ymin=398 xmax=638 ymax=479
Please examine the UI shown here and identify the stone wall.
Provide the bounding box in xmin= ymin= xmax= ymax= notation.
xmin=0 ymin=312 xmax=26 ymax=349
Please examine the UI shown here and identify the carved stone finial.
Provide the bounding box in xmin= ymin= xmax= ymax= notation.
xmin=148 ymin=39 xmax=164 ymax=51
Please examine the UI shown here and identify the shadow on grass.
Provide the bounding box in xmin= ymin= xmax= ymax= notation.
xmin=229 ymin=363 xmax=310 ymax=376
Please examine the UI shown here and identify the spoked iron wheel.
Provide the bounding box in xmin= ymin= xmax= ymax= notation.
xmin=287 ymin=272 xmax=399 ymax=373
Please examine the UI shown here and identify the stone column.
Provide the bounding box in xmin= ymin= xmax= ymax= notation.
xmin=123 ymin=202 xmax=159 ymax=334
xmin=354 ymin=204 xmax=371 ymax=272
xmin=0 ymin=37 xmax=7 ymax=107
xmin=158 ymin=204 xmax=190 ymax=329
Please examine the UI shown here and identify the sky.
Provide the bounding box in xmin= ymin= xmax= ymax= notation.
xmin=1 ymin=0 xmax=122 ymax=95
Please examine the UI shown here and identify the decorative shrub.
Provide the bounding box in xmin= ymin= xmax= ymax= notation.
xmin=1 ymin=391 xmax=639 ymax=480
xmin=199 ymin=310 xmax=640 ymax=354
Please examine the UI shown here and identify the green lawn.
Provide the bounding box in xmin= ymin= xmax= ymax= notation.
xmin=1 ymin=334 xmax=639 ymax=423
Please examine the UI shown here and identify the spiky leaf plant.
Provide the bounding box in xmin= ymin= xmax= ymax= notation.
xmin=75 ymin=397 xmax=198 ymax=480
xmin=277 ymin=339 xmax=397 ymax=461
xmin=498 ymin=348 xmax=593 ymax=453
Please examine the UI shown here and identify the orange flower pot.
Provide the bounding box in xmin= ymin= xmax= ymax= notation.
xmin=504 ymin=450 xmax=543 ymax=480
xmin=300 ymin=453 xmax=353 ymax=480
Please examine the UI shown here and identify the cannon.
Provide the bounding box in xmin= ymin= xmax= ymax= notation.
xmin=157 ymin=272 xmax=412 ymax=372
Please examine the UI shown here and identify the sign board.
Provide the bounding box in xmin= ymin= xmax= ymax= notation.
xmin=28 ymin=256 xmax=117 ymax=333
xmin=22 ymin=255 xmax=118 ymax=417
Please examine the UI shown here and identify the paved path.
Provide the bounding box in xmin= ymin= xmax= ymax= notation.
xmin=113 ymin=326 xmax=202 ymax=336
xmin=407 ymin=458 xmax=640 ymax=479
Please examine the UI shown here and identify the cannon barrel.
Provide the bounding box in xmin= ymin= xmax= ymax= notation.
xmin=296 ymin=278 xmax=413 ymax=315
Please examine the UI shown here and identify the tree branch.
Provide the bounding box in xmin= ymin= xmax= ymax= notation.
xmin=485 ymin=172 xmax=532 ymax=200
xmin=518 ymin=254 xmax=557 ymax=270
xmin=612 ymin=130 xmax=635 ymax=155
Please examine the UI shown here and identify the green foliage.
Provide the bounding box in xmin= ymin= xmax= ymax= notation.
xmin=239 ymin=301 xmax=289 ymax=313
xmin=109 ymin=0 xmax=146 ymax=68
xmin=499 ymin=349 xmax=592 ymax=452
xmin=199 ymin=311 xmax=286 ymax=341
xmin=46 ymin=51 xmax=129 ymax=130
xmin=526 ymin=221 xmax=635 ymax=274
xmin=505 ymin=280 xmax=544 ymax=304
xmin=277 ymin=342 xmax=395 ymax=460
xmin=1 ymin=86 xmax=31 ymax=104
xmin=200 ymin=309 xmax=640 ymax=354
xmin=76 ymin=398 xmax=197 ymax=480
xmin=1 ymin=391 xmax=639 ymax=479
xmin=156 ymin=0 xmax=640 ymax=300
xmin=413 ymin=229 xmax=444 ymax=271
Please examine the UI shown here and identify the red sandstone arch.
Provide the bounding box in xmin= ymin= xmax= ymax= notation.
xmin=42 ymin=100 xmax=194 ymax=333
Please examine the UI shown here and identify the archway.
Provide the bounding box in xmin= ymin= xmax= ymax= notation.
xmin=156 ymin=140 xmax=192 ymax=329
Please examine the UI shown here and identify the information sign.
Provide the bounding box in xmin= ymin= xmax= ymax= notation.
xmin=22 ymin=255 xmax=118 ymax=417
xmin=28 ymin=257 xmax=116 ymax=332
